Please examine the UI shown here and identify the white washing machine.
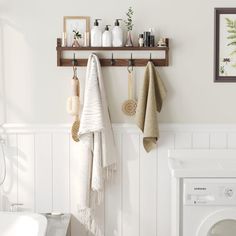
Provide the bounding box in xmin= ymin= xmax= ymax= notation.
xmin=168 ymin=149 xmax=236 ymax=236
xmin=183 ymin=178 xmax=236 ymax=236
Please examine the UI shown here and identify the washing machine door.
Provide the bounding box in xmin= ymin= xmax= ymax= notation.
xmin=197 ymin=209 xmax=236 ymax=236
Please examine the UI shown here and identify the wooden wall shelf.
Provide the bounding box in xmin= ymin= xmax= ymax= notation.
xmin=56 ymin=38 xmax=169 ymax=67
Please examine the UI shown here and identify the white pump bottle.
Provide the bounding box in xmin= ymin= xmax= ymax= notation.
xmin=112 ymin=19 xmax=123 ymax=47
xmin=91 ymin=19 xmax=102 ymax=47
xmin=102 ymin=25 xmax=112 ymax=47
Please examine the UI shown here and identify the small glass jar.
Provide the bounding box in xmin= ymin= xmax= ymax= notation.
xmin=138 ymin=34 xmax=144 ymax=47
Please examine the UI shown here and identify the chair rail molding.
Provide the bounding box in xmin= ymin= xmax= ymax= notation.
xmin=2 ymin=123 xmax=236 ymax=133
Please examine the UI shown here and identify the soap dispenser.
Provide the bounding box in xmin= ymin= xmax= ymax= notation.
xmin=102 ymin=25 xmax=112 ymax=47
xmin=112 ymin=19 xmax=123 ymax=47
xmin=91 ymin=19 xmax=102 ymax=47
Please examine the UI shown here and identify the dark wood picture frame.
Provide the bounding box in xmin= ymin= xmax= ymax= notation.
xmin=215 ymin=8 xmax=236 ymax=82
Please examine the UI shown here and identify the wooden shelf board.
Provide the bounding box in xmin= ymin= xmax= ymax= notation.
xmin=56 ymin=46 xmax=168 ymax=51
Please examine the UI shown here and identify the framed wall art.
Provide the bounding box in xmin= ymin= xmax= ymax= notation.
xmin=215 ymin=8 xmax=236 ymax=82
xmin=63 ymin=16 xmax=90 ymax=46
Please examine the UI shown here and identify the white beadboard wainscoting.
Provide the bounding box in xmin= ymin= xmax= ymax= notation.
xmin=1 ymin=123 xmax=236 ymax=236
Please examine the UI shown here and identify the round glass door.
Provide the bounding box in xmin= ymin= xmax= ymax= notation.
xmin=207 ymin=219 xmax=236 ymax=236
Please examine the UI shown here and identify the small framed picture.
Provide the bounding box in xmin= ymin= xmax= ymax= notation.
xmin=63 ymin=16 xmax=90 ymax=46
xmin=214 ymin=8 xmax=236 ymax=82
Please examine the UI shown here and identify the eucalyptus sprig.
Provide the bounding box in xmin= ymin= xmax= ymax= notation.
xmin=124 ymin=7 xmax=134 ymax=31
xmin=73 ymin=30 xmax=82 ymax=39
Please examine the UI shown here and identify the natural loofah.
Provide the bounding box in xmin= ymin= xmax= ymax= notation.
xmin=72 ymin=79 xmax=80 ymax=96
xmin=67 ymin=96 xmax=80 ymax=116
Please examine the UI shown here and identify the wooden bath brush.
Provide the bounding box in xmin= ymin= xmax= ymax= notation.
xmin=67 ymin=66 xmax=81 ymax=142
xmin=122 ymin=70 xmax=137 ymax=116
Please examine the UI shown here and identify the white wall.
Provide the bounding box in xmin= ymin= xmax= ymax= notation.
xmin=2 ymin=1 xmax=236 ymax=236
xmin=1 ymin=124 xmax=236 ymax=236
xmin=1 ymin=0 xmax=236 ymax=124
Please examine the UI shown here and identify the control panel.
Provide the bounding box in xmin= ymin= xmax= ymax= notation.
xmin=183 ymin=179 xmax=236 ymax=206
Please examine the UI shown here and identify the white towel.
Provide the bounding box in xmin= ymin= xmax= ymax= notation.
xmin=77 ymin=54 xmax=116 ymax=235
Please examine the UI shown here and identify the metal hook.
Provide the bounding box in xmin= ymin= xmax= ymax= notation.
xmin=149 ymin=53 xmax=152 ymax=61
xmin=72 ymin=53 xmax=77 ymax=67
xmin=127 ymin=53 xmax=133 ymax=73
xmin=111 ymin=53 xmax=115 ymax=66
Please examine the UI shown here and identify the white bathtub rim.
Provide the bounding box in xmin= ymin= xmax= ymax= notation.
xmin=0 ymin=211 xmax=48 ymax=236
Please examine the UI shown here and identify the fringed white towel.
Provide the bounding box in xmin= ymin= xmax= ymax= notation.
xmin=78 ymin=54 xmax=116 ymax=236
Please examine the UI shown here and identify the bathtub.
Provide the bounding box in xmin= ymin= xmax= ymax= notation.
xmin=0 ymin=212 xmax=47 ymax=236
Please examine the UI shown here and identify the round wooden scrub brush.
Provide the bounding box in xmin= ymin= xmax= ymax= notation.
xmin=122 ymin=70 xmax=137 ymax=116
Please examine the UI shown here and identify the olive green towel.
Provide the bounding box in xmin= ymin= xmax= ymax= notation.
xmin=135 ymin=61 xmax=167 ymax=152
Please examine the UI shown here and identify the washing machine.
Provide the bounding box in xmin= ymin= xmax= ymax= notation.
xmin=183 ymin=178 xmax=236 ymax=236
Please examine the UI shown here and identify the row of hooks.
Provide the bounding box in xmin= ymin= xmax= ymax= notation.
xmin=71 ymin=53 xmax=154 ymax=70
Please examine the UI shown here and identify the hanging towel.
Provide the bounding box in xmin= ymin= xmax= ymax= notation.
xmin=135 ymin=61 xmax=167 ymax=152
xmin=77 ymin=53 xmax=116 ymax=236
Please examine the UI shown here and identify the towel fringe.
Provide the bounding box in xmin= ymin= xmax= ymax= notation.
xmin=78 ymin=209 xmax=102 ymax=236
xmin=79 ymin=186 xmax=105 ymax=235
xmin=78 ymin=208 xmax=92 ymax=229
xmin=78 ymin=191 xmax=104 ymax=236
xmin=77 ymin=162 xmax=116 ymax=236
xmin=105 ymin=164 xmax=117 ymax=181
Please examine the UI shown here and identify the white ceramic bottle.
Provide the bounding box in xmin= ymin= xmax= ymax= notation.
xmin=102 ymin=25 xmax=112 ymax=47
xmin=112 ymin=19 xmax=123 ymax=47
xmin=91 ymin=19 xmax=102 ymax=47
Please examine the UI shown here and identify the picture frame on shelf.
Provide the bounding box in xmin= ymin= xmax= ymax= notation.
xmin=63 ymin=16 xmax=90 ymax=47
xmin=214 ymin=8 xmax=236 ymax=82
